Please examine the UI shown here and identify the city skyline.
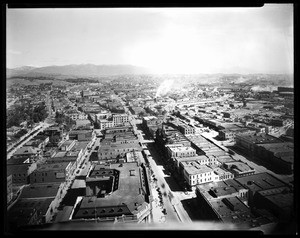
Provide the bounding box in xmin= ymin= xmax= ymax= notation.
xmin=7 ymin=5 xmax=293 ymax=74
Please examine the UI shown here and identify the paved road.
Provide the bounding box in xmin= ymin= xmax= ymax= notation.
xmin=117 ymin=95 xmax=194 ymax=223
xmin=147 ymin=144 xmax=192 ymax=223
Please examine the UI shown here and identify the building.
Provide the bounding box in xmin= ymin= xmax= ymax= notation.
xmin=182 ymin=163 xmax=213 ymax=188
xmin=98 ymin=142 xmax=142 ymax=161
xmin=7 ymin=198 xmax=54 ymax=229
xmin=254 ymin=142 xmax=294 ymax=174
xmin=71 ymin=162 xmax=152 ymax=223
xmin=234 ymin=172 xmax=288 ymax=206
xmin=24 ymin=135 xmax=49 ymax=151
xmin=176 ymin=155 xmax=218 ymax=172
xmin=68 ymin=130 xmax=93 ymax=141
xmin=112 ymin=114 xmax=129 ymax=126
xmin=177 ymin=124 xmax=195 ymax=135
xmin=223 ymin=161 xmax=255 ymax=178
xmin=11 ymin=146 xmax=41 ymax=162
xmin=166 ymin=145 xmax=196 ymax=159
xmin=67 ymin=112 xmax=88 ymax=120
xmin=99 ymin=119 xmax=114 ymax=130
xmin=142 ymin=116 xmax=163 ymax=139
xmin=75 ymin=119 xmax=92 ymax=129
xmin=58 ymin=139 xmax=76 ymax=151
xmin=253 ymin=186 xmax=294 ymax=222
xmin=29 ymin=162 xmax=74 ymax=184
xmin=7 ymin=183 xmax=63 ymax=229
xmin=200 ymin=195 xmax=274 ymax=228
xmin=7 ymin=162 xmax=37 ymax=185
xmin=212 ymin=167 xmax=235 ymax=182
xmin=235 ymin=133 xmax=283 ymax=154
xmin=196 ymin=179 xmax=249 ymax=204
xmin=50 ymin=150 xmax=82 ymax=168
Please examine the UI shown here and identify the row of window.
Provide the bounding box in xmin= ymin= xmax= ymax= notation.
xmin=13 ymin=173 xmax=26 ymax=177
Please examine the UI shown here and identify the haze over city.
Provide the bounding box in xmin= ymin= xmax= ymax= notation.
xmin=7 ymin=5 xmax=293 ymax=74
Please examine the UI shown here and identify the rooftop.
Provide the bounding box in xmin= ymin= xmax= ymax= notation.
xmin=20 ymin=183 xmax=61 ymax=199
xmin=197 ymin=179 xmax=247 ymax=200
xmin=8 ymin=198 xmax=54 ymax=227
xmin=237 ymin=133 xmax=283 ymax=144
xmin=183 ymin=164 xmax=213 ymax=175
xmin=35 ymin=162 xmax=71 ymax=172
xmin=72 ymin=162 xmax=149 ymax=219
xmin=235 ymin=172 xmax=286 ymax=193
xmin=225 ymin=161 xmax=254 ymax=172
xmin=167 ymin=146 xmax=196 ymax=153
xmin=13 ymin=146 xmax=40 ymax=155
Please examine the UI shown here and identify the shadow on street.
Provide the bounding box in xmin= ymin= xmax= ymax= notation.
xmin=164 ymin=176 xmax=182 ymax=192
xmin=181 ymin=198 xmax=205 ymax=221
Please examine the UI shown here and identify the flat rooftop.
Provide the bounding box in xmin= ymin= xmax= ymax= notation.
xmin=168 ymin=146 xmax=196 ymax=153
xmin=183 ymin=164 xmax=213 ymax=175
xmin=73 ymin=162 xmax=149 ymax=219
xmin=20 ymin=183 xmax=61 ymax=199
xmin=197 ymin=179 xmax=247 ymax=200
xmin=225 ymin=161 xmax=254 ymax=172
xmin=35 ymin=162 xmax=70 ymax=172
xmin=238 ymin=133 xmax=283 ymax=144
xmin=8 ymin=198 xmax=54 ymax=227
xmin=235 ymin=172 xmax=286 ymax=193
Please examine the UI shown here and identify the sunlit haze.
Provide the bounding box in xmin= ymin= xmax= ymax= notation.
xmin=7 ymin=5 xmax=293 ymax=74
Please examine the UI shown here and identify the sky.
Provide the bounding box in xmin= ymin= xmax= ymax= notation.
xmin=7 ymin=5 xmax=293 ymax=74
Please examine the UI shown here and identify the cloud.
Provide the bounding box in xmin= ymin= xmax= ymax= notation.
xmin=7 ymin=49 xmax=22 ymax=55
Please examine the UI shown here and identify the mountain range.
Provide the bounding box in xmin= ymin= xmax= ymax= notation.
xmin=7 ymin=64 xmax=151 ymax=78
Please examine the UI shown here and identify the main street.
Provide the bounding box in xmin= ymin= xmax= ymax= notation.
xmin=116 ymin=94 xmax=193 ymax=223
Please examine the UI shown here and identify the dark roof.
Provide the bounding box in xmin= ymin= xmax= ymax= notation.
xmin=73 ymin=163 xmax=149 ymax=219
xmin=235 ymin=172 xmax=286 ymax=193
xmin=20 ymin=183 xmax=61 ymax=199
xmin=8 ymin=198 xmax=53 ymax=227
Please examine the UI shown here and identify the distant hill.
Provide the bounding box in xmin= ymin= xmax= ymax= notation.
xmin=6 ymin=64 xmax=151 ymax=78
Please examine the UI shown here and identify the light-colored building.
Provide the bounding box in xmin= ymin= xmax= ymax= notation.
xmin=166 ymin=145 xmax=196 ymax=159
xmin=182 ymin=163 xmax=213 ymax=187
xmin=113 ymin=114 xmax=129 ymax=126
xmin=99 ymin=119 xmax=114 ymax=130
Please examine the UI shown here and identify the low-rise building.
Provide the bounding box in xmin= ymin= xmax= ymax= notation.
xmin=29 ymin=162 xmax=74 ymax=184
xmin=8 ymin=183 xmax=63 ymax=229
xmin=99 ymin=119 xmax=114 ymax=130
xmin=254 ymin=142 xmax=294 ymax=174
xmin=11 ymin=146 xmax=41 ymax=162
xmin=58 ymin=139 xmax=76 ymax=151
xmin=182 ymin=163 xmax=213 ymax=188
xmin=68 ymin=129 xmax=93 ymax=141
xmin=7 ymin=162 xmax=37 ymax=185
xmin=223 ymin=161 xmax=255 ymax=178
xmin=71 ymin=162 xmax=151 ymax=223
xmin=166 ymin=145 xmax=197 ymax=159
xmin=253 ymin=186 xmax=294 ymax=222
xmin=98 ymin=142 xmax=142 ymax=161
xmin=177 ymin=124 xmax=195 ymax=135
xmin=112 ymin=113 xmax=129 ymax=126
xmin=235 ymin=172 xmax=288 ymax=206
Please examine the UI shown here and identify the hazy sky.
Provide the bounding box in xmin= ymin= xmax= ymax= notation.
xmin=7 ymin=5 xmax=293 ymax=74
